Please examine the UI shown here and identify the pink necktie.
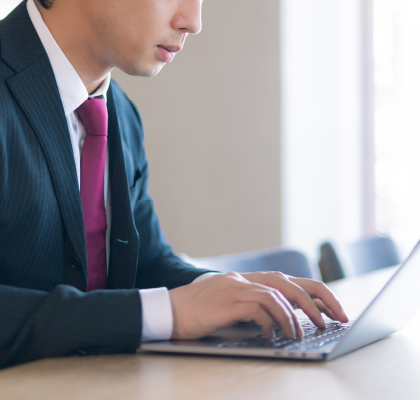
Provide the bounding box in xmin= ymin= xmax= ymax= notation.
xmin=77 ymin=97 xmax=108 ymax=291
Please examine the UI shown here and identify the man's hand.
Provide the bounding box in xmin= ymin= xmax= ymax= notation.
xmin=169 ymin=272 xmax=348 ymax=341
xmin=241 ymin=272 xmax=349 ymax=328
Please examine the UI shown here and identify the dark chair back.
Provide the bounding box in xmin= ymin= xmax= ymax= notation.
xmin=318 ymin=236 xmax=400 ymax=282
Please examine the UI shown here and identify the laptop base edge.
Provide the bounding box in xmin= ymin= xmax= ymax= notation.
xmin=140 ymin=343 xmax=327 ymax=361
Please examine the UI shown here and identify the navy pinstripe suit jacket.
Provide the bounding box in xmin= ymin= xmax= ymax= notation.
xmin=0 ymin=2 xmax=210 ymax=369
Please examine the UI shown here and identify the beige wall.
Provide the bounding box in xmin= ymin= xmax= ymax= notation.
xmin=113 ymin=0 xmax=282 ymax=257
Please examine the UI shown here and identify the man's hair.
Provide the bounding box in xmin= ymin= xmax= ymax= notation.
xmin=36 ymin=0 xmax=54 ymax=9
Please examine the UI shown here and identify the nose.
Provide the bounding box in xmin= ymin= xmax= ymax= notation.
xmin=173 ymin=0 xmax=203 ymax=35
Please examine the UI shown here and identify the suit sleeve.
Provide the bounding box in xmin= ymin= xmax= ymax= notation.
xmin=0 ymin=284 xmax=141 ymax=369
xmin=126 ymin=100 xmax=217 ymax=290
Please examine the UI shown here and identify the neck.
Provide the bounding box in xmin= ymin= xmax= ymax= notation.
xmin=35 ymin=1 xmax=112 ymax=94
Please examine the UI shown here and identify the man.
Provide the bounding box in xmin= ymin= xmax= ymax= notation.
xmin=0 ymin=0 xmax=348 ymax=369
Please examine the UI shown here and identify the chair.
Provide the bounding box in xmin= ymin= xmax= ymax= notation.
xmin=318 ymin=236 xmax=400 ymax=283
xmin=180 ymin=247 xmax=314 ymax=279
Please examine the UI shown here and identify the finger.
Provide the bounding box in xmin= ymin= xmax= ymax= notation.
xmin=313 ymin=298 xmax=336 ymax=320
xmin=218 ymin=273 xmax=298 ymax=337
xmin=270 ymin=289 xmax=304 ymax=338
xmin=236 ymin=279 xmax=303 ymax=337
xmin=234 ymin=286 xmax=297 ymax=338
xmin=233 ymin=303 xmax=275 ymax=339
xmin=245 ymin=273 xmax=327 ymax=329
xmin=288 ymin=278 xmax=349 ymax=323
xmin=275 ymin=280 xmax=327 ymax=329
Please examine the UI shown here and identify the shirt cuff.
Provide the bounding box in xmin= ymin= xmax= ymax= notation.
xmin=139 ymin=288 xmax=173 ymax=342
xmin=139 ymin=273 xmax=218 ymax=342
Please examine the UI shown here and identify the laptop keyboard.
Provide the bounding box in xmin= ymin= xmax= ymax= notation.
xmin=217 ymin=320 xmax=352 ymax=351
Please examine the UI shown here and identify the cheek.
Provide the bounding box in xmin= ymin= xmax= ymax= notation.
xmin=112 ymin=15 xmax=161 ymax=55
xmin=97 ymin=20 xmax=147 ymax=67
xmin=92 ymin=1 xmax=171 ymax=75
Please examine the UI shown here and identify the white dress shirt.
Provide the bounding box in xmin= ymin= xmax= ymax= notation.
xmin=27 ymin=0 xmax=174 ymax=342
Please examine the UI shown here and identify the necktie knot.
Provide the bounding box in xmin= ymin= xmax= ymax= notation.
xmin=76 ymin=96 xmax=108 ymax=137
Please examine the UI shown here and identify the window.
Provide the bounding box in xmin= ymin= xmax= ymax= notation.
xmin=280 ymin=0 xmax=363 ymax=260
xmin=373 ymin=0 xmax=420 ymax=256
xmin=281 ymin=0 xmax=419 ymax=260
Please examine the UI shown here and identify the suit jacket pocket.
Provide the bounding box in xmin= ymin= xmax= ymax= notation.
xmin=130 ymin=169 xmax=142 ymax=189
xmin=129 ymin=169 xmax=143 ymax=204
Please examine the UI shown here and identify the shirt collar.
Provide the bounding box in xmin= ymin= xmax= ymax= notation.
xmin=27 ymin=0 xmax=110 ymax=117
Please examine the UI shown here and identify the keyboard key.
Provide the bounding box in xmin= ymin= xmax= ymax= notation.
xmin=217 ymin=320 xmax=351 ymax=350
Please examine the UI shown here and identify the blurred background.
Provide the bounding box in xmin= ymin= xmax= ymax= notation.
xmin=2 ymin=0 xmax=420 ymax=265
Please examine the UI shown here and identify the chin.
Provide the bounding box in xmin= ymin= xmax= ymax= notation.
xmin=118 ymin=60 xmax=166 ymax=78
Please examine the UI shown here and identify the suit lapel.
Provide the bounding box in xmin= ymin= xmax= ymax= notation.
xmin=1 ymin=3 xmax=88 ymax=279
xmin=6 ymin=56 xmax=88 ymax=279
xmin=107 ymin=84 xmax=140 ymax=289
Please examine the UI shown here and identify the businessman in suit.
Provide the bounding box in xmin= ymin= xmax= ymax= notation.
xmin=0 ymin=0 xmax=348 ymax=368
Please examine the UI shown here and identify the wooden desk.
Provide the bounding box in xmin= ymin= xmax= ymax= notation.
xmin=1 ymin=267 xmax=420 ymax=400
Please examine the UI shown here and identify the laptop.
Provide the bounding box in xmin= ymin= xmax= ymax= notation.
xmin=142 ymin=241 xmax=420 ymax=361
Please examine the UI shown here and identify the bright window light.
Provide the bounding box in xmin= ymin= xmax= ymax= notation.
xmin=373 ymin=0 xmax=420 ymax=256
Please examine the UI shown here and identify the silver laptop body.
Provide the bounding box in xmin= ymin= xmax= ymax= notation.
xmin=142 ymin=241 xmax=420 ymax=361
